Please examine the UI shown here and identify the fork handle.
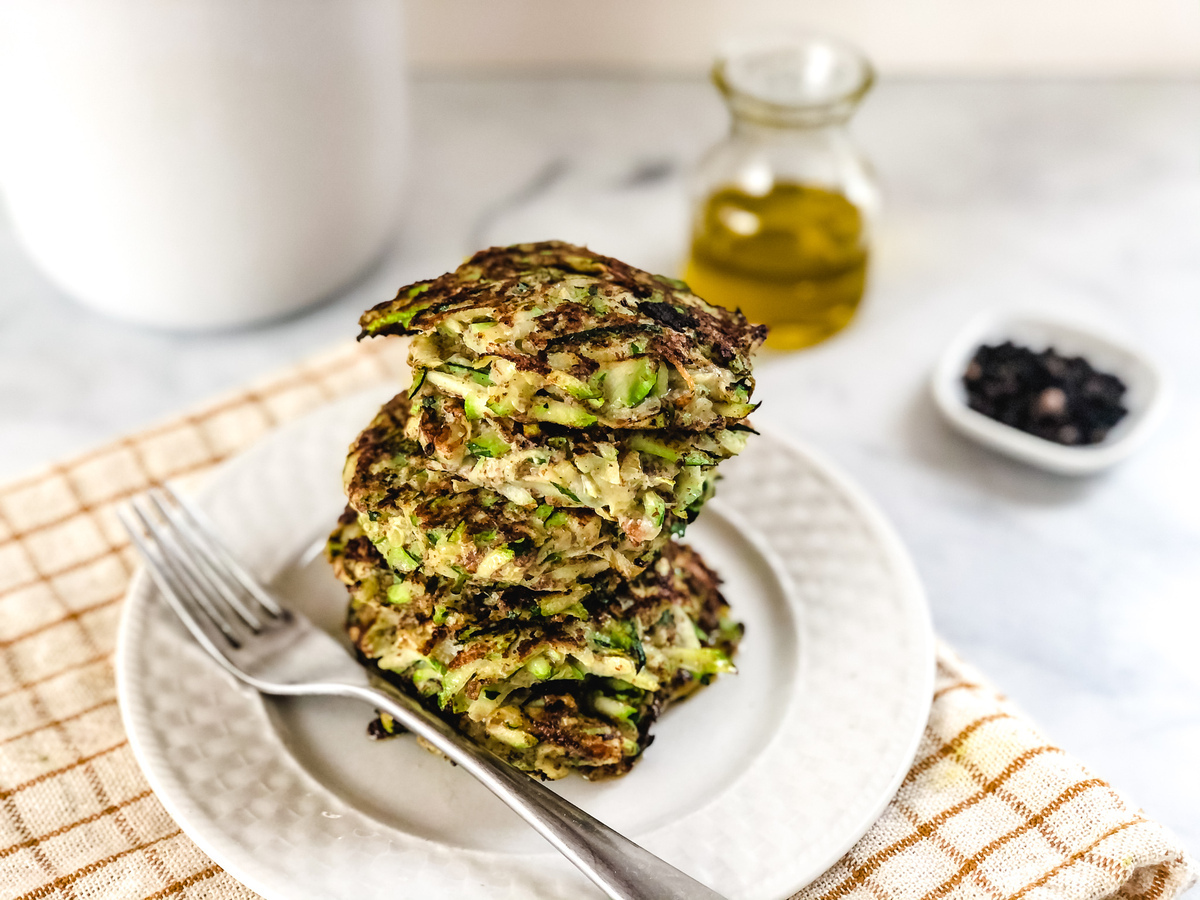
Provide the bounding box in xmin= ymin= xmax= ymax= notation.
xmin=337 ymin=684 xmax=728 ymax=900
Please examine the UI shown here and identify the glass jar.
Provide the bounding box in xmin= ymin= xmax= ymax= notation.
xmin=685 ymin=33 xmax=880 ymax=350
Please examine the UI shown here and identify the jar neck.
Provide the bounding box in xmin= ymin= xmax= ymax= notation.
xmin=713 ymin=35 xmax=873 ymax=133
xmin=729 ymin=112 xmax=849 ymax=139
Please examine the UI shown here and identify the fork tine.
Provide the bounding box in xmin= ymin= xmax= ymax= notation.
xmin=161 ymin=484 xmax=286 ymax=618
xmin=144 ymin=490 xmax=265 ymax=632
xmin=127 ymin=498 xmax=244 ymax=647
xmin=118 ymin=504 xmax=242 ymax=654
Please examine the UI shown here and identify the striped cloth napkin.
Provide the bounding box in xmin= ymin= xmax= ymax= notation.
xmin=0 ymin=338 xmax=1193 ymax=900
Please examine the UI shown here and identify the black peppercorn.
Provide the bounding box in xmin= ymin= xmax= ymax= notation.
xmin=962 ymin=342 xmax=1127 ymax=446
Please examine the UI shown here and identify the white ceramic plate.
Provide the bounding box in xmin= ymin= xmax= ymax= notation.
xmin=116 ymin=387 xmax=933 ymax=900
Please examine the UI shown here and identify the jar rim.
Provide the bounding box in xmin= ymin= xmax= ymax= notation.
xmin=713 ymin=31 xmax=875 ymax=126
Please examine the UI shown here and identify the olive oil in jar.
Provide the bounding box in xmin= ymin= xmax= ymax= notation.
xmin=685 ymin=181 xmax=868 ymax=350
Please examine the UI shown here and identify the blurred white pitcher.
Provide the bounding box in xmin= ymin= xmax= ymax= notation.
xmin=0 ymin=0 xmax=407 ymax=330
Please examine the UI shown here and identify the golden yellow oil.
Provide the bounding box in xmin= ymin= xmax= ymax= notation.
xmin=684 ymin=181 xmax=868 ymax=350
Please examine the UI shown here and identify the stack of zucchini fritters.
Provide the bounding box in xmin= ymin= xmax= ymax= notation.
xmin=326 ymin=241 xmax=766 ymax=780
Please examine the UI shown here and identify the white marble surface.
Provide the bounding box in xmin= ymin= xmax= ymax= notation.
xmin=2 ymin=78 xmax=1197 ymax=874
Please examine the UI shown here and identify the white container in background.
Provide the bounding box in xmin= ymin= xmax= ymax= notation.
xmin=0 ymin=0 xmax=408 ymax=330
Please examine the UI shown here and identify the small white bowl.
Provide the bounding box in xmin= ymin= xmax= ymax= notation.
xmin=931 ymin=311 xmax=1168 ymax=476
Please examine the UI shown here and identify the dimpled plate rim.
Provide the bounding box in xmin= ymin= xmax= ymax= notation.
xmin=116 ymin=385 xmax=934 ymax=900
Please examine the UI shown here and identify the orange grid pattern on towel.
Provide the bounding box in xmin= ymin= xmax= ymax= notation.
xmin=0 ymin=337 xmax=1193 ymax=900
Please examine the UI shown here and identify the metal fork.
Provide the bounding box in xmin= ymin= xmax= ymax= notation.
xmin=118 ymin=486 xmax=727 ymax=900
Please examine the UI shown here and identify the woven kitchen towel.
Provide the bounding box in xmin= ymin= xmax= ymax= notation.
xmin=0 ymin=338 xmax=1193 ymax=900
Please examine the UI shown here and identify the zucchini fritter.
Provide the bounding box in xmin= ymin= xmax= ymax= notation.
xmin=359 ymin=241 xmax=767 ymax=431
xmin=328 ymin=515 xmax=742 ymax=780
xmin=343 ymin=393 xmax=710 ymax=590
xmin=407 ymin=390 xmax=749 ymax=541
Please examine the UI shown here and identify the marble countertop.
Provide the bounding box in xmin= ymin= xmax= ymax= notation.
xmin=1 ymin=78 xmax=1196 ymax=869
